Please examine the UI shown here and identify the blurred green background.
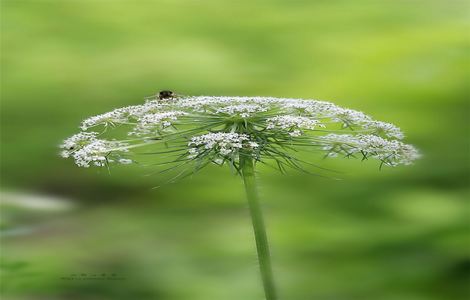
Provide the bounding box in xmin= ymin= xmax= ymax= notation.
xmin=1 ymin=0 xmax=468 ymax=299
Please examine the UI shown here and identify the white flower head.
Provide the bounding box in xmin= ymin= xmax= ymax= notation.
xmin=319 ymin=134 xmax=420 ymax=166
xmin=188 ymin=132 xmax=258 ymax=162
xmin=129 ymin=111 xmax=187 ymax=136
xmin=60 ymin=132 xmax=130 ymax=167
xmin=61 ymin=94 xmax=419 ymax=172
xmin=215 ymin=104 xmax=268 ymax=118
xmin=266 ymin=115 xmax=325 ymax=136
xmin=362 ymin=120 xmax=404 ymax=139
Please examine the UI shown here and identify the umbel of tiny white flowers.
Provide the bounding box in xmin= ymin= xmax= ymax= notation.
xmin=60 ymin=94 xmax=419 ymax=300
xmin=60 ymin=95 xmax=419 ymax=174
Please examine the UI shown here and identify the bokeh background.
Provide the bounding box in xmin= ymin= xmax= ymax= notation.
xmin=1 ymin=0 xmax=468 ymax=299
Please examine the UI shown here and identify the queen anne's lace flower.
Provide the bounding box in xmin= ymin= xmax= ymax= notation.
xmin=129 ymin=111 xmax=187 ymax=136
xmin=60 ymin=93 xmax=421 ymax=300
xmin=60 ymin=132 xmax=130 ymax=167
xmin=266 ymin=116 xmax=325 ymax=137
xmin=214 ymin=104 xmax=268 ymax=118
xmin=61 ymin=95 xmax=419 ymax=170
xmin=80 ymin=101 xmax=169 ymax=130
xmin=362 ymin=120 xmax=404 ymax=139
xmin=188 ymin=132 xmax=258 ymax=159
xmin=60 ymin=132 xmax=98 ymax=152
xmin=319 ymin=134 xmax=419 ymax=166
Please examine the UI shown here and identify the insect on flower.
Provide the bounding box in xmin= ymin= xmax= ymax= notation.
xmin=144 ymin=90 xmax=182 ymax=102
xmin=158 ymin=90 xmax=175 ymax=100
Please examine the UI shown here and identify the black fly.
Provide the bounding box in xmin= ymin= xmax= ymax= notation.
xmin=145 ymin=90 xmax=185 ymax=102
xmin=158 ymin=90 xmax=175 ymax=100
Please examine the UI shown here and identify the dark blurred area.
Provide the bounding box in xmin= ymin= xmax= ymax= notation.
xmin=1 ymin=1 xmax=468 ymax=299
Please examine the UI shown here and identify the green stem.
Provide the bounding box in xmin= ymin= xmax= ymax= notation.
xmin=240 ymin=154 xmax=277 ymax=300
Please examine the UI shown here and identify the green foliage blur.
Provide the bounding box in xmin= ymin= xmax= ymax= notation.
xmin=1 ymin=1 xmax=468 ymax=299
